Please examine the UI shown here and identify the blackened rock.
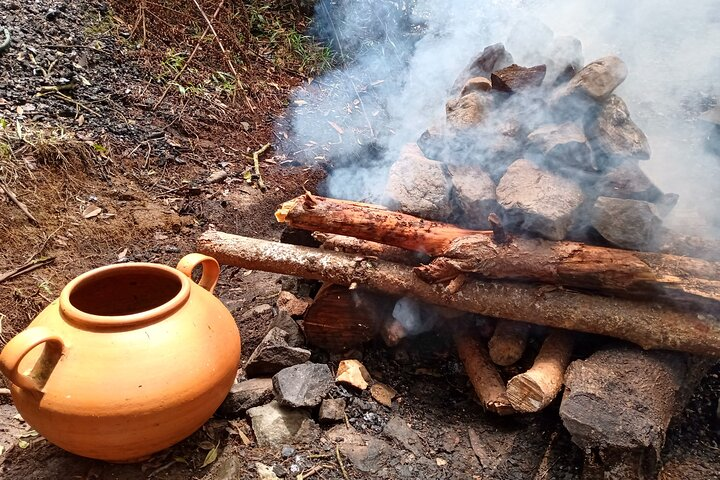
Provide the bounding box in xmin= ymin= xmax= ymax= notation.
xmin=383 ymin=144 xmax=453 ymax=221
xmin=216 ymin=378 xmax=274 ymax=418
xmin=447 ymin=165 xmax=498 ymax=229
xmin=496 ymin=159 xmax=585 ymax=240
xmin=527 ymin=123 xmax=596 ymax=172
xmin=595 ymin=161 xmax=663 ymax=202
xmin=319 ymin=398 xmax=347 ymax=424
xmin=273 ymin=363 xmax=334 ymax=408
xmin=491 ymin=64 xmax=547 ymax=93
xmin=446 ymin=92 xmax=491 ymax=130
xmin=245 ymin=327 xmax=311 ymax=378
xmin=591 ymin=196 xmax=663 ymax=249
xmin=451 ymin=43 xmax=514 ymax=94
xmin=588 ymin=95 xmax=651 ymax=161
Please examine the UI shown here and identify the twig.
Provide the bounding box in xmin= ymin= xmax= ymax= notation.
xmin=252 ymin=143 xmax=271 ymax=191
xmin=335 ymin=444 xmax=350 ymax=480
xmin=0 ymin=180 xmax=38 ymax=224
xmin=152 ymin=0 xmax=225 ymax=110
xmin=0 ymin=257 xmax=55 ymax=284
xmin=191 ymin=0 xmax=237 ymax=77
xmin=27 ymin=225 xmax=63 ymax=262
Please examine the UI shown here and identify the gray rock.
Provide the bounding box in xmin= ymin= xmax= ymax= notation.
xmin=447 ymin=165 xmax=497 ymax=229
xmin=326 ymin=425 xmax=393 ymax=474
xmin=245 ymin=327 xmax=312 ymax=378
xmin=591 ymin=196 xmax=663 ymax=249
xmin=383 ymin=416 xmax=425 ymax=457
xmin=595 ymin=161 xmax=662 ymax=201
xmin=216 ymin=378 xmax=274 ymax=418
xmin=240 ymin=303 xmax=274 ymax=322
xmin=318 ymin=398 xmax=347 ymax=424
xmin=270 ymin=310 xmax=305 ymax=348
xmin=451 ymin=43 xmax=514 ymax=94
xmin=383 ymin=144 xmax=453 ymax=221
xmin=446 ymin=92 xmax=491 ymax=130
xmin=273 ymin=363 xmax=334 ymax=408
xmin=545 ymin=36 xmax=584 ymax=85
xmin=281 ymin=445 xmax=296 ymax=458
xmin=496 ymin=159 xmax=585 ymax=240
xmin=588 ymin=95 xmax=651 ymax=161
xmin=247 ymin=401 xmax=316 ymax=447
xmin=566 ymin=56 xmax=628 ymax=101
xmin=527 ymin=123 xmax=596 ymax=172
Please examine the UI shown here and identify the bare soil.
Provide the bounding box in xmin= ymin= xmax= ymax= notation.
xmin=0 ymin=1 xmax=718 ymax=479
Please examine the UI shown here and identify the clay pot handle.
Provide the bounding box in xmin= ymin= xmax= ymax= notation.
xmin=0 ymin=326 xmax=65 ymax=392
xmin=176 ymin=253 xmax=220 ymax=294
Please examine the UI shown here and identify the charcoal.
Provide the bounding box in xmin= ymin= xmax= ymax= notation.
xmin=587 ymin=95 xmax=651 ymax=161
xmin=383 ymin=144 xmax=453 ymax=221
xmin=446 ymin=92 xmax=492 ymax=130
xmin=496 ymin=159 xmax=585 ymax=240
xmin=527 ymin=122 xmax=596 ymax=172
xmin=460 ymin=76 xmax=492 ymax=97
xmin=447 ymin=164 xmax=498 ymax=229
xmin=591 ymin=196 xmax=663 ymax=249
xmin=451 ymin=43 xmax=514 ymax=94
xmin=491 ymin=64 xmax=547 ymax=93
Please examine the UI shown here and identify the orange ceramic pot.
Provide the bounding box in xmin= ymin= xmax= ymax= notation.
xmin=0 ymin=254 xmax=240 ymax=462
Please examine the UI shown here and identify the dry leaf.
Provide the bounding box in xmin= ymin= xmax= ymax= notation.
xmin=82 ymin=205 xmax=102 ymax=219
xmin=201 ymin=444 xmax=218 ymax=468
xmin=18 ymin=440 xmax=29 ymax=449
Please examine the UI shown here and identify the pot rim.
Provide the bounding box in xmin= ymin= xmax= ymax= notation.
xmin=59 ymin=262 xmax=191 ymax=327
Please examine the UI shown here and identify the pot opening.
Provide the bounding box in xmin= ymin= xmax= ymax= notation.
xmin=68 ymin=268 xmax=183 ymax=317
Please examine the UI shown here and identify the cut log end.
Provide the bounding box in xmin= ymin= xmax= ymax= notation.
xmin=275 ymin=199 xmax=297 ymax=223
xmin=506 ymin=373 xmax=552 ymax=412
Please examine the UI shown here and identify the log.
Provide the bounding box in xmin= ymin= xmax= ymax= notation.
xmin=315 ymin=233 xmax=428 ymax=266
xmin=454 ymin=329 xmax=515 ymax=415
xmin=197 ymin=230 xmax=720 ymax=356
xmin=303 ymin=283 xmax=392 ymax=352
xmin=488 ymin=320 xmax=531 ymax=366
xmin=559 ymin=346 xmax=714 ymax=478
xmin=277 ymin=194 xmax=720 ymax=308
xmin=506 ymin=330 xmax=574 ymax=412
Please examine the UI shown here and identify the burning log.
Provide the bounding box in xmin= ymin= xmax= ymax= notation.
xmin=559 ymin=346 xmax=714 ymax=478
xmin=453 ymin=329 xmax=515 ymax=415
xmin=197 ymin=230 xmax=720 ymax=356
xmin=277 ymin=194 xmax=720 ymax=308
xmin=303 ymin=283 xmax=392 ymax=352
xmin=487 ymin=320 xmax=531 ymax=366
xmin=506 ymin=330 xmax=574 ymax=413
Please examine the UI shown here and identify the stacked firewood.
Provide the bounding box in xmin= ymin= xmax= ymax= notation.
xmin=199 ymin=42 xmax=720 ymax=477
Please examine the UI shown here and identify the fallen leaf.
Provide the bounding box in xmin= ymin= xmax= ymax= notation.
xmin=18 ymin=430 xmax=38 ymax=438
xmin=82 ymin=205 xmax=102 ymax=219
xmin=370 ymin=382 xmax=397 ymax=407
xmin=197 ymin=440 xmax=215 ymax=450
xmin=18 ymin=440 xmax=29 ymax=449
xmin=174 ymin=456 xmax=188 ymax=465
xmin=200 ymin=444 xmax=218 ymax=468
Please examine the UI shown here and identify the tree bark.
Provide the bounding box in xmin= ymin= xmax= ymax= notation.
xmin=198 ymin=230 xmax=720 ymax=356
xmin=315 ymin=233 xmax=428 ymax=266
xmin=506 ymin=330 xmax=574 ymax=412
xmin=277 ymin=194 xmax=720 ymax=309
xmin=488 ymin=320 xmax=531 ymax=366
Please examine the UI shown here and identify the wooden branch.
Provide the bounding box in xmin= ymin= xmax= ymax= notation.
xmin=1 ymin=180 xmax=38 ymax=224
xmin=488 ymin=320 xmax=531 ymax=366
xmin=197 ymin=231 xmax=720 ymax=356
xmin=0 ymin=257 xmax=55 ymax=284
xmin=276 ymin=194 xmax=720 ymax=308
xmin=506 ymin=330 xmax=574 ymax=412
xmin=454 ymin=329 xmax=515 ymax=415
xmin=316 ymin=233 xmax=429 ymax=266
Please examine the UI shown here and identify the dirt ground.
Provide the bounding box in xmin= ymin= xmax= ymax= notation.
xmin=0 ymin=1 xmax=718 ymax=479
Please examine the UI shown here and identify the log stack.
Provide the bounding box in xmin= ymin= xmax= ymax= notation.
xmin=198 ymin=41 xmax=719 ymax=478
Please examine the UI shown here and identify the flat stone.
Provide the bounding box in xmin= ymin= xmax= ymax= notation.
xmin=446 ymin=92 xmax=491 ymax=130
xmin=245 ymin=327 xmax=311 ymax=378
xmin=496 ymin=159 xmax=585 ymax=240
xmin=240 ymin=303 xmax=274 ymax=322
xmin=336 ymin=359 xmax=373 ymax=390
xmin=273 ymin=363 xmax=334 ymax=408
xmin=318 ymin=398 xmax=347 ymax=424
xmin=566 ymin=56 xmax=628 ymax=101
xmin=383 ymin=144 xmax=453 ymax=221
xmin=383 ymin=416 xmax=425 ymax=457
xmin=588 ymin=95 xmax=651 ymax=160
xmin=326 ymin=425 xmax=393 ymax=474
xmin=216 ymin=377 xmax=274 ymax=418
xmin=591 ymin=196 xmax=663 ymax=249
xmin=491 ymin=64 xmax=546 ymax=93
xmin=247 ymin=401 xmax=314 ymax=447
xmin=276 ymin=290 xmax=312 ymax=318
xmin=447 ymin=165 xmax=498 ymax=229
xmin=527 ymin=123 xmax=596 ymax=172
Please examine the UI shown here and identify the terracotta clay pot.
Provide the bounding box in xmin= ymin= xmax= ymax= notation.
xmin=0 ymin=253 xmax=241 ymax=462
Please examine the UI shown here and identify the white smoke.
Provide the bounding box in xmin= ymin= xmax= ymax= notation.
xmin=280 ymin=0 xmax=720 ymax=232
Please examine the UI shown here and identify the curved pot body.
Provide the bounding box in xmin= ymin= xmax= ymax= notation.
xmin=0 ymin=254 xmax=240 ymax=462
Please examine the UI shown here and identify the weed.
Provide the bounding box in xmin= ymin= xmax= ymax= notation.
xmin=85 ymin=11 xmax=116 ymax=37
